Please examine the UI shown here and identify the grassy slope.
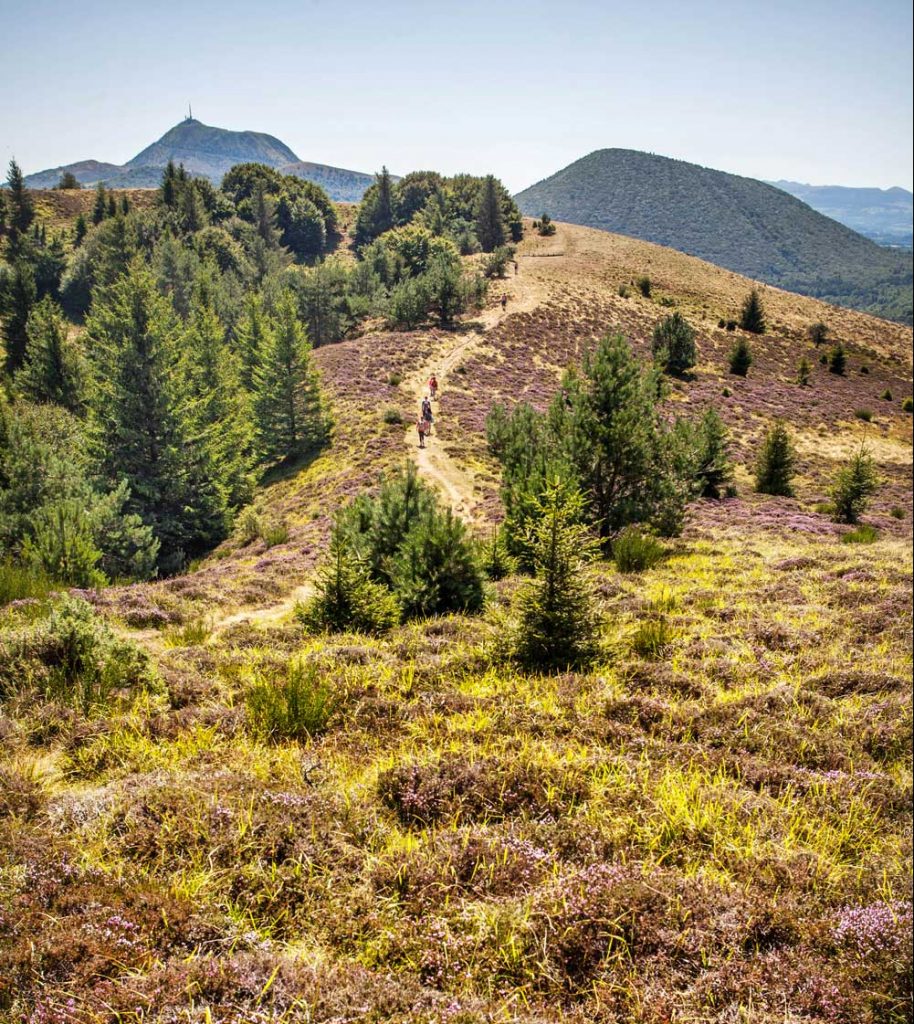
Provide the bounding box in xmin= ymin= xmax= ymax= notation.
xmin=515 ymin=150 xmax=914 ymax=324
xmin=2 ymin=221 xmax=912 ymax=1023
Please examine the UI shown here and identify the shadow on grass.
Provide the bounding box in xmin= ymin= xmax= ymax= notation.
xmin=259 ymin=444 xmax=327 ymax=489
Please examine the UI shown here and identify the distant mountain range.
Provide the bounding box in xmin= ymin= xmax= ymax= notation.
xmin=515 ymin=149 xmax=912 ymax=324
xmin=768 ymin=180 xmax=912 ymax=248
xmin=22 ymin=118 xmax=377 ymax=202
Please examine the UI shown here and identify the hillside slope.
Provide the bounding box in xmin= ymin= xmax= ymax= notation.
xmin=769 ymin=180 xmax=913 ymax=247
xmin=516 ymin=149 xmax=913 ymax=323
xmin=5 ymin=219 xmax=912 ymax=1023
xmin=21 ymin=118 xmax=377 ymax=201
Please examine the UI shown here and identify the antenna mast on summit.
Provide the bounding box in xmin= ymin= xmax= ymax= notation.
xmin=187 ymin=103 xmax=193 ymax=121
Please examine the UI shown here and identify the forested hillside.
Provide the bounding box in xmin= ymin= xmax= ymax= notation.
xmin=516 ymin=149 xmax=913 ymax=323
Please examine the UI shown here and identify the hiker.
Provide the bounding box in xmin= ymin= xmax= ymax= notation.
xmin=416 ymin=416 xmax=428 ymax=448
xmin=428 ymin=374 xmax=438 ymax=399
xmin=513 ymin=260 xmax=518 ymax=275
xmin=500 ymin=293 xmax=508 ymax=310
xmin=421 ymin=396 xmax=433 ymax=428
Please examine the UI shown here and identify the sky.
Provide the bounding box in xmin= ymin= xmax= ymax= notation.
xmin=1 ymin=0 xmax=911 ymax=193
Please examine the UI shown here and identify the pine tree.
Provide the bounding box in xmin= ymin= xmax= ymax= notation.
xmin=234 ymin=293 xmax=269 ymax=391
xmin=57 ymin=171 xmax=81 ymax=190
xmin=808 ymin=322 xmax=829 ymax=347
xmin=106 ymin=194 xmax=117 ymax=219
xmin=87 ymin=261 xmax=226 ymax=569
xmin=2 ymin=260 xmax=37 ymax=374
xmin=755 ymin=420 xmax=796 ymax=497
xmin=253 ymin=293 xmax=327 ymax=464
xmin=374 ymin=166 xmax=395 ymax=237
xmin=828 ymin=342 xmax=846 ymax=375
xmin=476 ymin=175 xmax=506 ymax=253
xmin=181 ymin=294 xmax=256 ymax=510
xmin=797 ymin=356 xmax=811 ymax=386
xmin=16 ymin=297 xmax=86 ymax=411
xmin=739 ymin=289 xmax=766 ymax=334
xmin=513 ymin=479 xmax=600 ymax=670
xmin=830 ymin=445 xmax=879 ymax=524
xmin=692 ymin=407 xmax=732 ymax=498
xmin=728 ymin=336 xmax=753 ymax=376
xmin=73 ymin=214 xmax=88 ymax=248
xmin=5 ymin=159 xmax=34 ymax=238
xmin=92 ymin=183 xmax=107 ymax=225
xmin=120 ymin=194 xmax=129 ymax=215
xmin=651 ymin=311 xmax=697 ymax=375
xmin=161 ymin=160 xmax=178 ymax=208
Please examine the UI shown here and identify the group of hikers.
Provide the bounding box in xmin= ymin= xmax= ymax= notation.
xmin=416 ymin=375 xmax=438 ymax=448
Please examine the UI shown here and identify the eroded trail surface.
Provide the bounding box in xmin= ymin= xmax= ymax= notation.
xmin=403 ymin=262 xmax=546 ymax=520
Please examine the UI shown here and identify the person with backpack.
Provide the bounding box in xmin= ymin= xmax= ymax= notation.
xmin=421 ymin=396 xmax=433 ymax=430
xmin=416 ymin=416 xmax=428 ymax=448
xmin=428 ymin=374 xmax=438 ymax=399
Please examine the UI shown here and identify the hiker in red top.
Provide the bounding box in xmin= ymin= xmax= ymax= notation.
xmin=428 ymin=374 xmax=438 ymax=399
xmin=416 ymin=417 xmax=428 ymax=448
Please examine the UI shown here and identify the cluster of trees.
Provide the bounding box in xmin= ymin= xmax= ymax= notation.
xmin=354 ymin=168 xmax=523 ymax=254
xmin=0 ymin=159 xmax=329 ymax=584
xmin=486 ymin=332 xmax=733 ymax=561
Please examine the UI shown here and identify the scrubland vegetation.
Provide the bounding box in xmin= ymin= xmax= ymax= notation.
xmin=1 ymin=168 xmax=912 ymax=1022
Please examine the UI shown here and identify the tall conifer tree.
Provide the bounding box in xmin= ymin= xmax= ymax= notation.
xmin=476 ymin=175 xmax=506 ymax=253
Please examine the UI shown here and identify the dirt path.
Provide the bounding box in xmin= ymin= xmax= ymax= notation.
xmin=403 ymin=261 xmax=546 ymax=521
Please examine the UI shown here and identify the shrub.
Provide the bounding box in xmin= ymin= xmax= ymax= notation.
xmin=299 ymin=538 xmax=400 ymax=635
xmin=246 ymin=660 xmax=339 ymax=741
xmin=618 ymin=284 xmax=630 ymax=298
xmin=855 ymin=409 xmax=873 ymax=422
xmin=725 ymin=320 xmax=737 ymax=331
xmin=808 ymin=322 xmax=829 ymax=346
xmin=260 ymin=521 xmax=289 ymax=548
xmin=841 ymin=524 xmax=879 ymax=545
xmin=513 ymin=481 xmax=600 ymax=671
xmin=889 ymin=507 xmax=905 ymax=520
xmin=612 ymin=527 xmax=665 ymax=572
xmin=830 ymin=446 xmax=879 ymax=524
xmin=636 ymin=276 xmax=652 ymax=298
xmin=536 ymin=214 xmax=556 ymax=236
xmin=383 ymin=407 xmax=404 ymax=425
xmin=828 ymin=343 xmax=846 ymax=375
xmin=651 ymin=312 xmax=697 ymax=375
xmin=388 ymin=275 xmax=431 ymax=329
xmin=483 ymin=245 xmax=515 ymax=279
xmin=631 ymin=616 xmax=676 ymax=659
xmin=0 ymin=597 xmax=154 ymax=712
xmin=236 ymin=506 xmax=262 ymax=545
xmin=387 ymin=371 xmax=403 ymax=386
xmin=687 ymin=407 xmax=733 ymax=499
xmin=797 ymin=357 xmax=811 ymax=386
xmin=728 ymin=336 xmax=753 ymax=376
xmin=755 ymin=421 xmax=796 ymax=497
xmin=481 ymin=527 xmax=516 ymax=581
xmin=739 ymin=289 xmax=766 ymax=334
xmin=902 ymin=397 xmax=913 ymax=413
xmin=859 ymin=365 xmax=869 ymax=375
xmin=163 ymin=616 xmax=213 ymax=648
xmin=881 ymin=389 xmax=893 ymax=401
xmin=722 ymin=387 xmax=731 ymax=398
xmin=819 ymin=353 xmax=828 ymax=365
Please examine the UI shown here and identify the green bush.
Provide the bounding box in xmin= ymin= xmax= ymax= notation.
xmin=808 ymin=321 xmax=829 ymax=346
xmin=387 ymin=371 xmax=403 ymax=386
xmin=739 ymin=289 xmax=766 ymax=334
xmin=612 ymin=527 xmax=665 ymax=572
xmin=298 ymin=539 xmax=400 ymax=635
xmin=536 ymin=214 xmax=556 ymax=236
xmin=755 ymin=421 xmax=796 ymax=497
xmin=797 ymin=357 xmax=811 ymax=386
xmin=830 ymin=446 xmax=879 ymax=524
xmin=636 ymin=276 xmax=652 ymax=298
xmin=483 ymin=245 xmax=515 ymax=279
xmin=828 ymin=343 xmax=846 ymax=375
xmin=260 ymin=521 xmax=289 ymax=548
xmin=840 ymin=524 xmax=879 ymax=545
xmin=889 ymin=507 xmax=905 ymax=520
xmin=902 ymin=397 xmax=913 ymax=413
xmin=383 ymin=407 xmax=404 ymax=425
xmin=618 ymin=284 xmax=630 ymax=298
xmin=513 ymin=481 xmax=600 ymax=671
xmin=246 ymin=660 xmax=339 ymax=741
xmin=0 ymin=597 xmax=154 ymax=712
xmin=854 ymin=409 xmax=873 ymax=422
xmin=728 ymin=336 xmax=753 ymax=376
xmin=651 ymin=312 xmax=697 ymax=375
xmin=881 ymin=389 xmax=893 ymax=401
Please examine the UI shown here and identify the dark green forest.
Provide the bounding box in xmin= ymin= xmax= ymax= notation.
xmin=0 ymin=159 xmax=522 ymax=584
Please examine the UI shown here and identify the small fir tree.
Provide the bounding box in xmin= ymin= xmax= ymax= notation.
xmin=728 ymin=336 xmax=753 ymax=376
xmin=513 ymin=480 xmax=600 ymax=670
xmin=5 ymin=159 xmax=34 ymax=239
xmin=651 ymin=311 xmax=697 ymax=375
xmin=57 ymin=171 xmax=81 ymax=190
xmin=797 ymin=356 xmax=811 ymax=386
xmin=16 ymin=297 xmax=86 ymax=411
xmin=830 ymin=445 xmax=879 ymax=524
xmin=253 ymin=292 xmax=327 ymax=463
xmin=92 ymin=183 xmax=107 ymax=225
xmin=755 ymin=420 xmax=796 ymax=497
xmin=808 ymin=322 xmax=829 ymax=347
xmin=739 ymin=288 xmax=766 ymax=334
xmin=73 ymin=214 xmax=88 ymax=248
xmin=692 ymin=407 xmax=732 ymax=498
xmin=828 ymin=342 xmax=846 ymax=375
xmin=1 ymin=259 xmax=37 ymax=373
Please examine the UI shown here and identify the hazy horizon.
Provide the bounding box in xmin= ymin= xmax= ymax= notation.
xmin=2 ymin=0 xmax=912 ymax=193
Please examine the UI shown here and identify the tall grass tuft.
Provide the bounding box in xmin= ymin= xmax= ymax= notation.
xmin=0 ymin=560 xmax=55 ymax=606
xmin=612 ymin=528 xmax=665 ymax=573
xmin=246 ymin=660 xmax=340 ymax=741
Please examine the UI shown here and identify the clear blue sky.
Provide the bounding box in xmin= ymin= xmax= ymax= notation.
xmin=2 ymin=0 xmax=911 ymax=192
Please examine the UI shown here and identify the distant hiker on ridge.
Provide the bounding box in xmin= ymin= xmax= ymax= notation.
xmin=428 ymin=374 xmax=439 ymax=399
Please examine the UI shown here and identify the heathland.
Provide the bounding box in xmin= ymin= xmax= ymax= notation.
xmin=0 ymin=160 xmax=912 ymax=1023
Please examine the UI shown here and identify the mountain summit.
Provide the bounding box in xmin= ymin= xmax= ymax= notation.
xmin=22 ymin=118 xmax=375 ymax=202
xmin=515 ymin=149 xmax=912 ymax=323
